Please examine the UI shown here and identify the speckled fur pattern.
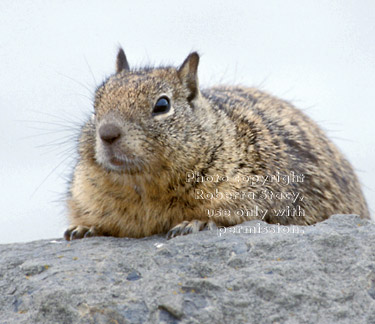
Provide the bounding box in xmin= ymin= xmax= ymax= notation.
xmin=64 ymin=49 xmax=370 ymax=240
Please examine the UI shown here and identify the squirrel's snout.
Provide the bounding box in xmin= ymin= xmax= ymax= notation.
xmin=99 ymin=123 xmax=122 ymax=145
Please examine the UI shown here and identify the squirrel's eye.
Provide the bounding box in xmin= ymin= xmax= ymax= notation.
xmin=153 ymin=97 xmax=170 ymax=115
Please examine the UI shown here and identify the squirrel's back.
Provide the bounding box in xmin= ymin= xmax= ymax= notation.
xmin=203 ymin=86 xmax=369 ymax=223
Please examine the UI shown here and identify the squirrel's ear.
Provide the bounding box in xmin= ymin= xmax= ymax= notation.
xmin=116 ymin=48 xmax=130 ymax=73
xmin=178 ymin=52 xmax=200 ymax=101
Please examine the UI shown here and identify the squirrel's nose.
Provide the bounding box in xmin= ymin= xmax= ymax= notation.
xmin=99 ymin=123 xmax=122 ymax=145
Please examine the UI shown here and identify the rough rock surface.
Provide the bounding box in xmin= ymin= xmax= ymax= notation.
xmin=1 ymin=214 xmax=374 ymax=324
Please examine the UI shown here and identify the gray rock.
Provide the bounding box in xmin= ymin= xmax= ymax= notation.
xmin=1 ymin=214 xmax=375 ymax=324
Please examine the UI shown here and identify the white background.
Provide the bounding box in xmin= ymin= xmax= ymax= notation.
xmin=0 ymin=0 xmax=374 ymax=243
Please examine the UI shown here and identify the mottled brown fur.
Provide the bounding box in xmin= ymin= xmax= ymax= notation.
xmin=64 ymin=49 xmax=369 ymax=240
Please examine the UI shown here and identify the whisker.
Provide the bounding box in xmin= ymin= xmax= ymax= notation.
xmin=55 ymin=71 xmax=94 ymax=94
xmin=16 ymin=119 xmax=81 ymax=129
xmin=17 ymin=130 xmax=76 ymax=140
xmin=30 ymin=151 xmax=76 ymax=198
xmin=84 ymin=55 xmax=97 ymax=86
xmin=37 ymin=141 xmax=76 ymax=152
xmin=329 ymin=136 xmax=355 ymax=143
xmin=66 ymin=92 xmax=94 ymax=104
xmin=28 ymin=109 xmax=85 ymax=125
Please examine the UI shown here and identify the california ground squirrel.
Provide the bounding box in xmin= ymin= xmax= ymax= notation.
xmin=64 ymin=48 xmax=370 ymax=240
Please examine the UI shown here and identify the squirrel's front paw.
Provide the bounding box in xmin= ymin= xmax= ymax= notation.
xmin=166 ymin=220 xmax=217 ymax=239
xmin=64 ymin=225 xmax=100 ymax=241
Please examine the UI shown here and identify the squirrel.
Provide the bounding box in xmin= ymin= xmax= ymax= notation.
xmin=64 ymin=48 xmax=370 ymax=241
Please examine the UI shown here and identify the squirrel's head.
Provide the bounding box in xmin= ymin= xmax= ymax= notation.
xmin=92 ymin=48 xmax=210 ymax=175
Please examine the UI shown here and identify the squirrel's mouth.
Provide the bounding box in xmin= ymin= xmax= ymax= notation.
xmin=100 ymin=152 xmax=145 ymax=174
xmin=110 ymin=156 xmax=127 ymax=167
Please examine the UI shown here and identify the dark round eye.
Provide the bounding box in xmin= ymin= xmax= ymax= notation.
xmin=153 ymin=97 xmax=170 ymax=115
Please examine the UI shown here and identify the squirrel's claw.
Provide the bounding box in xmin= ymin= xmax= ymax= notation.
xmin=166 ymin=220 xmax=216 ymax=239
xmin=64 ymin=225 xmax=99 ymax=241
